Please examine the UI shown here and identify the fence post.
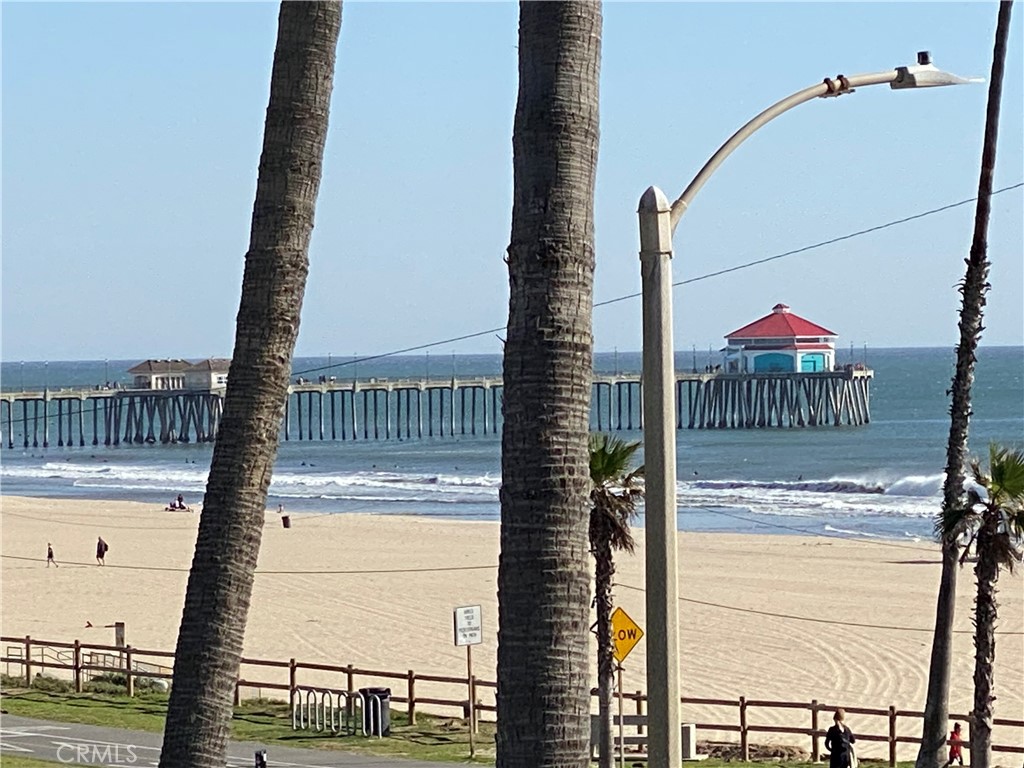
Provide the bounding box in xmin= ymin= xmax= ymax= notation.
xmin=740 ymin=696 xmax=749 ymax=761
xmin=888 ymin=705 xmax=897 ymax=768
xmin=124 ymin=646 xmax=134 ymax=697
xmin=234 ymin=679 xmax=241 ymax=706
xmin=289 ymin=658 xmax=297 ymax=715
xmin=407 ymin=669 xmax=416 ymax=726
xmin=346 ymin=664 xmax=355 ymax=721
xmin=73 ymin=640 xmax=82 ymax=692
xmin=24 ymin=635 xmax=32 ymax=686
xmin=635 ymin=691 xmax=645 ymax=735
xmin=811 ymin=699 xmax=820 ymax=762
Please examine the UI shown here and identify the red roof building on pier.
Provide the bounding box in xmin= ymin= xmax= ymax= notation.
xmin=724 ymin=304 xmax=837 ymax=373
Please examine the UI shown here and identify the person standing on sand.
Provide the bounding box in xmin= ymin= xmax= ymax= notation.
xmin=825 ymin=708 xmax=856 ymax=768
xmin=946 ymin=722 xmax=964 ymax=767
xmin=47 ymin=543 xmax=58 ymax=568
xmin=95 ymin=536 xmax=108 ymax=565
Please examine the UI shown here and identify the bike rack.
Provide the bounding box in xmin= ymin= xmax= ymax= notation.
xmin=291 ymin=687 xmax=357 ymax=735
xmin=363 ymin=690 xmax=384 ymax=739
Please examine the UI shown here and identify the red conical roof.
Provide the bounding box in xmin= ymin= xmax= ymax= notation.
xmin=725 ymin=304 xmax=836 ymax=339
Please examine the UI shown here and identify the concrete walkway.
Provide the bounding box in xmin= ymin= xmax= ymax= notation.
xmin=0 ymin=713 xmax=462 ymax=767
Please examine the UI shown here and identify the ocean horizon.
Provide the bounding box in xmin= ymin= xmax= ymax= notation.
xmin=2 ymin=346 xmax=1021 ymax=543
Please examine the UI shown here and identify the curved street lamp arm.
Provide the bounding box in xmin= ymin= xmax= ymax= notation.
xmin=667 ymin=69 xmax=900 ymax=232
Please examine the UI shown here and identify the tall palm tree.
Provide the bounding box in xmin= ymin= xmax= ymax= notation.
xmin=940 ymin=445 xmax=1024 ymax=768
xmin=589 ymin=433 xmax=643 ymax=768
xmin=158 ymin=3 xmax=341 ymax=766
xmin=916 ymin=4 xmax=1013 ymax=767
xmin=496 ymin=2 xmax=602 ymax=767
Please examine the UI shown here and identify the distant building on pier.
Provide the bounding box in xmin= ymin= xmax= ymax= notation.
xmin=723 ymin=304 xmax=837 ymax=373
xmin=128 ymin=358 xmax=230 ymax=390
xmin=184 ymin=358 xmax=231 ymax=390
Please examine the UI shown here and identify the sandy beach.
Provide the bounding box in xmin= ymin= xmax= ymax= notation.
xmin=2 ymin=495 xmax=1021 ymax=757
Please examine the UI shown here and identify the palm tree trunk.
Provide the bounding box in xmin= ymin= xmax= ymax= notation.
xmin=595 ymin=538 xmax=616 ymax=768
xmin=917 ymin=4 xmax=1012 ymax=768
xmin=918 ymin=543 xmax=960 ymax=768
xmin=158 ymin=4 xmax=340 ymax=766
xmin=969 ymin=6 xmax=1014 ymax=768
xmin=497 ymin=3 xmax=602 ymax=767
xmin=971 ymin=513 xmax=1001 ymax=768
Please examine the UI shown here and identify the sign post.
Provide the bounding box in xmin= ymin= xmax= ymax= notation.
xmin=611 ymin=607 xmax=644 ymax=768
xmin=453 ymin=605 xmax=483 ymax=757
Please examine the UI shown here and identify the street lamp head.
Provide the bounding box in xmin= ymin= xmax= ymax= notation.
xmin=891 ymin=52 xmax=984 ymax=89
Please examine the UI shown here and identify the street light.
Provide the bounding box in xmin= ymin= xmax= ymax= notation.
xmin=637 ymin=53 xmax=977 ymax=768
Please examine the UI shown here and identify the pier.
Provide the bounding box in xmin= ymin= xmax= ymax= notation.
xmin=0 ymin=369 xmax=872 ymax=449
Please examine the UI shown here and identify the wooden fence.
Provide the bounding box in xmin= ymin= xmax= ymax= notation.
xmin=3 ymin=634 xmax=1021 ymax=764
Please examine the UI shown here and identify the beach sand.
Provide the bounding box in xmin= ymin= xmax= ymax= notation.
xmin=2 ymin=495 xmax=1021 ymax=757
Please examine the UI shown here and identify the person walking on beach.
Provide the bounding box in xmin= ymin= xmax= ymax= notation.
xmin=47 ymin=542 xmax=58 ymax=568
xmin=95 ymin=536 xmax=108 ymax=566
xmin=825 ymin=708 xmax=856 ymax=768
xmin=946 ymin=722 xmax=964 ymax=767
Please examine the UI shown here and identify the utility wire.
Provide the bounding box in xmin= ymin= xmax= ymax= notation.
xmin=0 ymin=557 xmax=495 ymax=573
xmin=293 ymin=182 xmax=1022 ymax=377
xmin=7 ymin=550 xmax=1019 ymax=637
xmin=613 ymin=582 xmax=1023 ymax=636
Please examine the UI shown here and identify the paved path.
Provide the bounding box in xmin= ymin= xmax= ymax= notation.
xmin=0 ymin=714 xmax=460 ymax=767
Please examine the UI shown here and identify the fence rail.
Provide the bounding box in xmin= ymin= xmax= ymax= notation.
xmin=2 ymin=634 xmax=1021 ymax=764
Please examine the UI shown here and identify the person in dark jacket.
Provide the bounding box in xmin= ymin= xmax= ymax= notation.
xmin=96 ymin=536 xmax=108 ymax=565
xmin=825 ymin=708 xmax=856 ymax=768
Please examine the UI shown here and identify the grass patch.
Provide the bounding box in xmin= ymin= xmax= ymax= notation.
xmin=0 ymin=757 xmax=66 ymax=767
xmin=0 ymin=686 xmax=495 ymax=764
xmin=0 ymin=684 xmax=919 ymax=768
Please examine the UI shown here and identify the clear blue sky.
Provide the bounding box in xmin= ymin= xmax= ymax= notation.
xmin=2 ymin=2 xmax=1022 ymax=362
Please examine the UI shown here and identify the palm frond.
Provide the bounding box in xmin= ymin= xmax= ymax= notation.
xmin=936 ymin=496 xmax=980 ymax=542
xmin=987 ymin=443 xmax=1024 ymax=504
xmin=589 ymin=433 xmax=642 ymax=488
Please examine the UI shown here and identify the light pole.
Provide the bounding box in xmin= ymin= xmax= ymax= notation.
xmin=637 ymin=52 xmax=977 ymax=768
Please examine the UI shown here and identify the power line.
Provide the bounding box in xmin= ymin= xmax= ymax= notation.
xmin=294 ymin=182 xmax=1022 ymax=376
xmin=0 ymin=553 xmax=496 ymax=576
xmin=9 ymin=550 xmax=1018 ymax=637
xmin=614 ymin=582 xmax=1023 ymax=636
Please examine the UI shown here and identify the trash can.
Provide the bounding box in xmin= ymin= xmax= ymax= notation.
xmin=281 ymin=515 xmax=291 ymax=529
xmin=359 ymin=686 xmax=391 ymax=736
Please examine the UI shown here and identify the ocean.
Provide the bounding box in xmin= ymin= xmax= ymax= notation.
xmin=1 ymin=347 xmax=1021 ymax=542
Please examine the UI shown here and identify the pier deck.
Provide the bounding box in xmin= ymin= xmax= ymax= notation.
xmin=0 ymin=369 xmax=873 ymax=448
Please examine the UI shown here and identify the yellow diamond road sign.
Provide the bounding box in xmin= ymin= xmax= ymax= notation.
xmin=611 ymin=607 xmax=644 ymax=663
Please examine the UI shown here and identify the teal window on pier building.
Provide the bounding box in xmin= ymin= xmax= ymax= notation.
xmin=800 ymin=353 xmax=826 ymax=372
xmin=753 ymin=353 xmax=794 ymax=373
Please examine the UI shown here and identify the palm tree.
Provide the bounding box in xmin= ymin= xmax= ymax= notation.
xmin=158 ymin=3 xmax=341 ymax=766
xmin=589 ymin=433 xmax=643 ymax=768
xmin=916 ymin=4 xmax=1013 ymax=767
xmin=939 ymin=445 xmax=1024 ymax=768
xmin=496 ymin=2 xmax=602 ymax=767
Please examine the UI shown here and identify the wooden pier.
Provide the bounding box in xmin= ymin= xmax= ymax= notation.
xmin=0 ymin=369 xmax=872 ymax=449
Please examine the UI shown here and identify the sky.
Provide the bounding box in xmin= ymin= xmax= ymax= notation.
xmin=2 ymin=2 xmax=1022 ymax=363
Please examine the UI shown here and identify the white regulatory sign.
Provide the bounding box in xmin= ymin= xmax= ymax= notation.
xmin=453 ymin=604 xmax=483 ymax=647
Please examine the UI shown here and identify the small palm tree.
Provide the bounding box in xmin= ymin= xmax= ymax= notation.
xmin=939 ymin=444 xmax=1024 ymax=768
xmin=589 ymin=433 xmax=644 ymax=768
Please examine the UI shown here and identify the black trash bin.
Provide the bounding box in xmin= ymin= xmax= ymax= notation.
xmin=359 ymin=687 xmax=391 ymax=736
